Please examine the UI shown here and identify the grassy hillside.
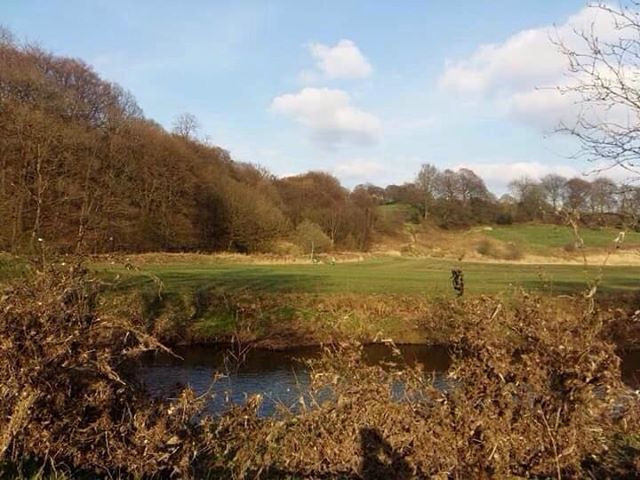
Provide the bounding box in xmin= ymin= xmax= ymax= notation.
xmin=484 ymin=224 xmax=640 ymax=255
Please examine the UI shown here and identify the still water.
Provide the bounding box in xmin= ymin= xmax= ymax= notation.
xmin=140 ymin=344 xmax=640 ymax=416
xmin=140 ymin=344 xmax=450 ymax=416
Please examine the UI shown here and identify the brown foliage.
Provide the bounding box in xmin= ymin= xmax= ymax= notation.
xmin=0 ymin=265 xmax=205 ymax=477
xmin=1 ymin=263 xmax=640 ymax=478
xmin=0 ymin=37 xmax=287 ymax=255
xmin=211 ymin=294 xmax=640 ymax=478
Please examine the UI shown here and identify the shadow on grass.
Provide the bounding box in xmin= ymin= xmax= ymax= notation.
xmin=520 ymin=277 xmax=640 ymax=295
xmin=208 ymin=270 xmax=325 ymax=293
xmin=109 ymin=269 xmax=328 ymax=294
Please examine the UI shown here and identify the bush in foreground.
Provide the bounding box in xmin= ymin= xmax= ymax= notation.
xmin=1 ymin=264 xmax=640 ymax=478
xmin=0 ymin=265 xmax=206 ymax=477
xmin=212 ymin=294 xmax=640 ymax=478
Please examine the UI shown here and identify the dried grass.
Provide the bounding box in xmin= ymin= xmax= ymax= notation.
xmin=0 ymin=264 xmax=207 ymax=478
xmin=210 ymin=294 xmax=640 ymax=479
xmin=2 ymin=261 xmax=640 ymax=478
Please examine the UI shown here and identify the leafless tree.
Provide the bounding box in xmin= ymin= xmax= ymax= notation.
xmin=563 ymin=177 xmax=592 ymax=211
xmin=540 ymin=174 xmax=567 ymax=210
xmin=0 ymin=25 xmax=14 ymax=46
xmin=435 ymin=169 xmax=461 ymax=203
xmin=589 ymin=177 xmax=618 ymax=214
xmin=172 ymin=112 xmax=200 ymax=139
xmin=457 ymin=168 xmax=491 ymax=203
xmin=555 ymin=2 xmax=640 ymax=179
xmin=508 ymin=177 xmax=549 ymax=220
xmin=415 ymin=163 xmax=439 ymax=220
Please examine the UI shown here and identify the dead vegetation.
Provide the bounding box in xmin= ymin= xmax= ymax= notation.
xmin=211 ymin=294 xmax=640 ymax=479
xmin=0 ymin=264 xmax=207 ymax=478
xmin=1 ymin=262 xmax=640 ymax=478
xmin=475 ymin=238 xmax=523 ymax=260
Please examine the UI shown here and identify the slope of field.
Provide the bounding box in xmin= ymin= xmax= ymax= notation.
xmin=372 ymin=222 xmax=640 ymax=263
xmin=485 ymin=224 xmax=640 ymax=254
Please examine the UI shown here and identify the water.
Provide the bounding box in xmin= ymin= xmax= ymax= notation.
xmin=139 ymin=344 xmax=640 ymax=416
xmin=140 ymin=344 xmax=451 ymax=416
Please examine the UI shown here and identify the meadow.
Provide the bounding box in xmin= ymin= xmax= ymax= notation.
xmin=3 ymin=223 xmax=640 ymax=348
xmin=99 ymin=254 xmax=640 ymax=297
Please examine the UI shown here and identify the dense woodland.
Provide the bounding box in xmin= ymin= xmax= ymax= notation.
xmin=1 ymin=31 xmax=639 ymax=255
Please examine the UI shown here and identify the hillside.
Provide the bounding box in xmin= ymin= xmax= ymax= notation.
xmin=1 ymin=32 xmax=639 ymax=260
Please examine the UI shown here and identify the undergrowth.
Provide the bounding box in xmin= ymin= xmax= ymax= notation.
xmin=210 ymin=294 xmax=640 ymax=479
xmin=1 ymin=260 xmax=640 ymax=478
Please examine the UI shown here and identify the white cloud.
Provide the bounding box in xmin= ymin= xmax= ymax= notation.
xmin=333 ymin=159 xmax=386 ymax=180
xmin=270 ymin=87 xmax=382 ymax=147
xmin=439 ymin=30 xmax=565 ymax=95
xmin=458 ymin=161 xmax=577 ymax=182
xmin=300 ymin=39 xmax=372 ymax=82
xmin=454 ymin=159 xmax=636 ymax=193
xmin=454 ymin=161 xmax=578 ymax=193
xmin=508 ymin=87 xmax=582 ymax=129
xmin=439 ymin=5 xmax=625 ymax=129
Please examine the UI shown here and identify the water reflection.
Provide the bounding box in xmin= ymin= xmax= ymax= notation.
xmin=140 ymin=344 xmax=640 ymax=416
xmin=140 ymin=344 xmax=451 ymax=416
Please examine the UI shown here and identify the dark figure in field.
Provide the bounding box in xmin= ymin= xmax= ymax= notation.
xmin=359 ymin=428 xmax=411 ymax=479
xmin=451 ymin=268 xmax=464 ymax=297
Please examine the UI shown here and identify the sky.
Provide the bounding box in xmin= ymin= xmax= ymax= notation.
xmin=1 ymin=0 xmax=632 ymax=192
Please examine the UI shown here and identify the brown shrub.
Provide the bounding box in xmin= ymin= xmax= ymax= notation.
xmin=211 ymin=294 xmax=640 ymax=478
xmin=0 ymin=264 xmax=206 ymax=478
xmin=2 ymin=262 xmax=639 ymax=478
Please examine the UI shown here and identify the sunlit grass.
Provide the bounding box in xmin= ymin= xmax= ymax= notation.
xmin=486 ymin=223 xmax=640 ymax=254
xmin=96 ymin=256 xmax=640 ymax=297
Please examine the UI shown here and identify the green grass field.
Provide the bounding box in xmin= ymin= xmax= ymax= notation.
xmin=485 ymin=224 xmax=640 ymax=254
xmin=3 ymin=224 xmax=639 ymax=299
xmin=100 ymin=256 xmax=640 ymax=297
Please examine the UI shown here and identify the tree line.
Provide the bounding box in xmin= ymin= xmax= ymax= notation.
xmin=0 ymin=31 xmax=383 ymax=254
xmin=0 ymin=30 xmax=638 ymax=255
xmin=381 ymin=166 xmax=640 ymax=229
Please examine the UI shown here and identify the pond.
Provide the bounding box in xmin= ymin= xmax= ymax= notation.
xmin=140 ymin=344 xmax=640 ymax=416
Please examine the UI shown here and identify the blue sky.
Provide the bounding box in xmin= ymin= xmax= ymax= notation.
xmin=2 ymin=0 xmax=619 ymax=192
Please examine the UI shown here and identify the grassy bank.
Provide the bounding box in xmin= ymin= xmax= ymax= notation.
xmin=485 ymin=223 xmax=640 ymax=255
xmin=92 ymin=256 xmax=640 ymax=348
xmin=3 ymin=253 xmax=638 ymax=348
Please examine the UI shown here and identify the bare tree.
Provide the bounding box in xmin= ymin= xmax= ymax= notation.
xmin=436 ymin=169 xmax=461 ymax=203
xmin=172 ymin=112 xmax=200 ymax=139
xmin=508 ymin=176 xmax=538 ymax=201
xmin=555 ymin=2 xmax=640 ymax=179
xmin=540 ymin=174 xmax=567 ymax=210
xmin=0 ymin=25 xmax=14 ymax=46
xmin=415 ymin=163 xmax=439 ymax=220
xmin=457 ymin=168 xmax=491 ymax=203
xmin=508 ymin=177 xmax=548 ymax=220
xmin=589 ymin=177 xmax=618 ymax=214
xmin=563 ymin=177 xmax=592 ymax=211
